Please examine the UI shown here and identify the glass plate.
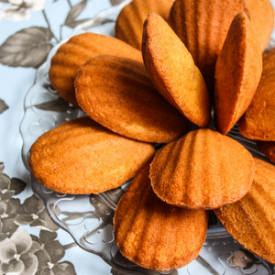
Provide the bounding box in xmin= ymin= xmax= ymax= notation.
xmin=19 ymin=4 xmax=274 ymax=275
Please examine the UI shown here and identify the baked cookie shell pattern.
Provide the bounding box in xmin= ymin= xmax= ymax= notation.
xmin=75 ymin=55 xmax=188 ymax=143
xmin=215 ymin=12 xmax=262 ymax=134
xmin=150 ymin=129 xmax=255 ymax=209
xmin=114 ymin=165 xmax=208 ymax=271
xmin=29 ymin=118 xmax=155 ymax=194
xmin=244 ymin=0 xmax=274 ymax=50
xmin=239 ymin=48 xmax=275 ymax=141
xmin=142 ymin=13 xmax=210 ymax=127
xmin=169 ymin=0 xmax=245 ymax=87
xmin=115 ymin=0 xmax=174 ymax=49
xmin=49 ymin=33 xmax=142 ymax=105
xmin=215 ymin=158 xmax=275 ymax=264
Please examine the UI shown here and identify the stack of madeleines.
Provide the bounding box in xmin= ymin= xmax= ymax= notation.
xmin=29 ymin=0 xmax=275 ymax=271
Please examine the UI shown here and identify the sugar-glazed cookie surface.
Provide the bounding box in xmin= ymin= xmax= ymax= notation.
xmin=29 ymin=118 xmax=155 ymax=194
xmin=114 ymin=165 xmax=208 ymax=271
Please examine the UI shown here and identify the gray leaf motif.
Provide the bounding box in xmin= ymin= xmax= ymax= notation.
xmin=10 ymin=178 xmax=27 ymax=195
xmin=0 ymin=162 xmax=4 ymax=172
xmin=0 ymin=27 xmax=53 ymax=68
xmin=0 ymin=99 xmax=8 ymax=114
xmin=34 ymin=98 xmax=70 ymax=112
xmin=109 ymin=0 xmax=125 ymax=5
xmin=33 ymin=234 xmax=76 ymax=275
xmin=64 ymin=0 xmax=88 ymax=28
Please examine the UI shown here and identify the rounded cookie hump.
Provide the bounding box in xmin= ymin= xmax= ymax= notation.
xmin=75 ymin=55 xmax=188 ymax=143
xmin=239 ymin=48 xmax=275 ymax=141
xmin=215 ymin=158 xmax=275 ymax=264
xmin=169 ymin=0 xmax=245 ymax=86
xmin=29 ymin=117 xmax=155 ymax=194
xmin=215 ymin=12 xmax=262 ymax=134
xmin=114 ymin=165 xmax=208 ymax=271
xmin=244 ymin=0 xmax=274 ymax=50
xmin=115 ymin=0 xmax=174 ymax=50
xmin=150 ymin=129 xmax=255 ymax=209
xmin=142 ymin=13 xmax=210 ymax=127
xmin=49 ymin=33 xmax=142 ymax=105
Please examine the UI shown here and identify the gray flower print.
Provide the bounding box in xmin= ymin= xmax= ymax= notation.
xmin=0 ymin=198 xmax=20 ymax=240
xmin=0 ymin=229 xmax=40 ymax=275
xmin=33 ymin=230 xmax=76 ymax=275
xmin=0 ymin=173 xmax=26 ymax=201
xmin=0 ymin=173 xmax=16 ymax=201
xmin=16 ymin=195 xmax=58 ymax=231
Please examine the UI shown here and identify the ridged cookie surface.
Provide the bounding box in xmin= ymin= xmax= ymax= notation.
xmin=115 ymin=0 xmax=174 ymax=49
xmin=49 ymin=33 xmax=142 ymax=104
xmin=239 ymin=48 xmax=275 ymax=141
xmin=29 ymin=118 xmax=155 ymax=194
xmin=142 ymin=14 xmax=210 ymax=127
xmin=150 ymin=129 xmax=255 ymax=209
xmin=258 ymin=142 xmax=275 ymax=163
xmin=169 ymin=0 xmax=245 ymax=86
xmin=244 ymin=0 xmax=274 ymax=49
xmin=75 ymin=55 xmax=188 ymax=143
xmin=215 ymin=158 xmax=275 ymax=264
xmin=215 ymin=13 xmax=262 ymax=134
xmin=114 ymin=165 xmax=208 ymax=271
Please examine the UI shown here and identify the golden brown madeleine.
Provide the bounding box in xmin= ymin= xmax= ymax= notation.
xmin=215 ymin=158 xmax=275 ymax=264
xmin=115 ymin=0 xmax=174 ymax=49
xmin=261 ymin=47 xmax=275 ymax=72
xmin=75 ymin=55 xmax=188 ymax=143
xmin=114 ymin=165 xmax=208 ymax=271
xmin=215 ymin=13 xmax=262 ymax=134
xmin=239 ymin=49 xmax=275 ymax=141
xmin=150 ymin=129 xmax=255 ymax=209
xmin=29 ymin=117 xmax=155 ymax=194
xmin=49 ymin=33 xmax=142 ymax=105
xmin=142 ymin=13 xmax=210 ymax=127
xmin=258 ymin=142 xmax=275 ymax=163
xmin=244 ymin=0 xmax=274 ymax=50
xmin=169 ymin=0 xmax=245 ymax=84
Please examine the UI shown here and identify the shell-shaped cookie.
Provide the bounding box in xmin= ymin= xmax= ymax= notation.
xmin=49 ymin=33 xmax=141 ymax=105
xmin=150 ymin=129 xmax=255 ymax=209
xmin=258 ymin=142 xmax=275 ymax=163
xmin=239 ymin=48 xmax=275 ymax=141
xmin=114 ymin=165 xmax=208 ymax=271
xmin=215 ymin=13 xmax=262 ymax=134
xmin=142 ymin=14 xmax=210 ymax=127
xmin=29 ymin=117 xmax=155 ymax=194
xmin=244 ymin=0 xmax=274 ymax=50
xmin=115 ymin=0 xmax=174 ymax=49
xmin=75 ymin=55 xmax=188 ymax=143
xmin=169 ymin=0 xmax=245 ymax=86
xmin=215 ymin=158 xmax=275 ymax=264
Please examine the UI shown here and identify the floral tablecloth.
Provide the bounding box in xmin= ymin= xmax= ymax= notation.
xmin=0 ymin=1 xmax=124 ymax=274
xmin=0 ymin=1 xmax=274 ymax=275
